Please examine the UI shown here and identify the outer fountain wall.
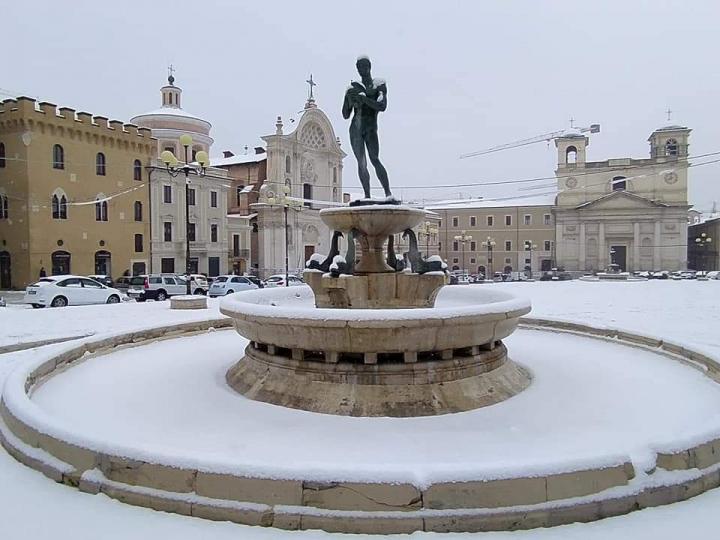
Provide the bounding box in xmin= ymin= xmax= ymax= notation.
xmin=4 ymin=319 xmax=720 ymax=534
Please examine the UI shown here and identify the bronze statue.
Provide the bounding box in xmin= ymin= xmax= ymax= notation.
xmin=343 ymin=56 xmax=398 ymax=205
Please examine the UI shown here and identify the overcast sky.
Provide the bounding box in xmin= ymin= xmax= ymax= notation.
xmin=4 ymin=0 xmax=719 ymax=210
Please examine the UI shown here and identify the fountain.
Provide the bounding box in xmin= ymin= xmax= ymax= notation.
xmin=221 ymin=56 xmax=531 ymax=417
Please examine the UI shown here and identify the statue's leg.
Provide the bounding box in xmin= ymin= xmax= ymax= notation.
xmin=366 ymin=130 xmax=391 ymax=197
xmin=350 ymin=129 xmax=371 ymax=199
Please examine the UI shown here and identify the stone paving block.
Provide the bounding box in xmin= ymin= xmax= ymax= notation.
xmin=302 ymin=481 xmax=421 ymax=511
xmin=424 ymin=477 xmax=546 ymax=509
xmin=546 ymin=465 xmax=631 ymax=501
xmin=195 ymin=472 xmax=303 ymax=505
xmin=99 ymin=454 xmax=196 ymax=493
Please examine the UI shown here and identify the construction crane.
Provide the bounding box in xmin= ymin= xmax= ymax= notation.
xmin=459 ymin=123 xmax=600 ymax=159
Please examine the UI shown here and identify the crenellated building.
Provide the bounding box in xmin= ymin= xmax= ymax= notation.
xmin=0 ymin=97 xmax=155 ymax=288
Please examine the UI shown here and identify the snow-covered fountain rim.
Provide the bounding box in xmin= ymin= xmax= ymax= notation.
xmin=4 ymin=317 xmax=720 ymax=482
xmin=219 ymin=284 xmax=531 ymax=322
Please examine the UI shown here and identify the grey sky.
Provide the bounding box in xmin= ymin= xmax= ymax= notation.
xmin=4 ymin=0 xmax=719 ymax=210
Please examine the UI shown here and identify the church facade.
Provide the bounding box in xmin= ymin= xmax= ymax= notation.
xmin=215 ymin=96 xmax=345 ymax=279
xmin=553 ymin=125 xmax=691 ymax=272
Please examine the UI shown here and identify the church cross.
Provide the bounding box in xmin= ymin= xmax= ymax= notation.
xmin=666 ymin=108 xmax=672 ymax=122
xmin=306 ymin=74 xmax=317 ymax=100
xmin=168 ymin=64 xmax=176 ymax=78
xmin=569 ymin=116 xmax=575 ymax=128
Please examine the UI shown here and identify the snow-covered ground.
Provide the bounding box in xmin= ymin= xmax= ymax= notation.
xmin=1 ymin=280 xmax=720 ymax=538
xmin=29 ymin=329 xmax=720 ymax=485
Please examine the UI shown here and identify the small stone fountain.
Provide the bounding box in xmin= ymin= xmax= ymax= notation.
xmin=222 ymin=56 xmax=531 ymax=416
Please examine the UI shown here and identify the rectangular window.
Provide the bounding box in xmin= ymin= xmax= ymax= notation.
xmin=188 ymin=188 xmax=196 ymax=206
xmin=544 ymin=240 xmax=552 ymax=251
xmin=452 ymin=217 xmax=459 ymax=227
xmin=161 ymin=258 xmax=175 ymax=273
xmin=505 ymin=257 xmax=512 ymax=264
xmin=470 ymin=241 xmax=476 ymax=251
xmin=470 ymin=216 xmax=476 ymax=227
xmin=525 ymin=258 xmax=531 ymax=265
xmin=505 ymin=240 xmax=512 ymax=252
xmin=452 ymin=258 xmax=459 ymax=264
xmin=487 ymin=216 xmax=494 ymax=227
xmin=470 ymin=258 xmax=476 ymax=264
xmin=233 ymin=234 xmax=240 ymax=256
xmin=211 ymin=224 xmax=218 ymax=243
xmin=543 ymin=214 xmax=551 ymax=225
xmin=210 ymin=191 xmax=218 ymax=208
xmin=188 ymin=223 xmax=196 ymax=242
xmin=505 ymin=215 xmax=512 ymax=226
xmin=134 ymin=234 xmax=143 ymax=253
xmin=134 ymin=201 xmax=142 ymax=222
xmin=524 ymin=214 xmax=531 ymax=226
xmin=163 ymin=185 xmax=172 ymax=204
xmin=453 ymin=241 xmax=459 ymax=251
xmin=163 ymin=222 xmax=172 ymax=242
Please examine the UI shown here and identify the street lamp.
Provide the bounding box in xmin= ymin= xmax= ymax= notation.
xmin=259 ymin=183 xmax=302 ymax=286
xmin=419 ymin=221 xmax=438 ymax=256
xmin=160 ymin=134 xmax=209 ymax=295
xmin=695 ymin=233 xmax=713 ymax=271
xmin=453 ymin=230 xmax=472 ymax=277
xmin=482 ymin=236 xmax=496 ymax=278
xmin=524 ymin=240 xmax=537 ymax=276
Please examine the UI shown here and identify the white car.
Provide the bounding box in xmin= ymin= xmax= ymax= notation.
xmin=264 ymin=274 xmax=305 ymax=288
xmin=23 ymin=275 xmax=124 ymax=308
xmin=208 ymin=275 xmax=259 ymax=297
xmin=706 ymin=271 xmax=720 ymax=280
xmin=189 ymin=274 xmax=209 ymax=295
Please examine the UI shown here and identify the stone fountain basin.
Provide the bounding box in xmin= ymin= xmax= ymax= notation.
xmin=319 ymin=205 xmax=426 ymax=236
xmin=219 ymin=286 xmax=531 ymax=354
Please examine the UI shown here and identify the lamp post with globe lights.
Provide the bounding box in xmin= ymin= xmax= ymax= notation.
xmin=420 ymin=221 xmax=438 ymax=256
xmin=524 ymin=240 xmax=538 ymax=276
xmin=160 ymin=133 xmax=209 ymax=295
xmin=453 ymin=230 xmax=472 ymax=277
xmin=259 ymin=184 xmax=303 ymax=286
xmin=695 ymin=232 xmax=713 ymax=271
xmin=482 ymin=236 xmax=497 ymax=279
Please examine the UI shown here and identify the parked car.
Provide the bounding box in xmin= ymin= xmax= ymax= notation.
xmin=87 ymin=274 xmax=114 ymax=287
xmin=23 ymin=275 xmax=123 ymax=308
xmin=706 ymin=271 xmax=720 ymax=280
xmin=540 ymin=268 xmax=573 ymax=281
xmin=245 ymin=275 xmax=264 ymax=289
xmin=264 ymin=274 xmax=305 ymax=288
xmin=0 ymin=296 xmax=5 ymax=307
xmin=188 ymin=274 xmax=209 ymax=295
xmin=492 ymin=272 xmax=505 ymax=282
xmin=208 ymin=275 xmax=259 ymax=297
xmin=126 ymin=274 xmax=187 ymax=302
xmin=508 ymin=271 xmax=528 ymax=282
xmin=114 ymin=276 xmax=132 ymax=293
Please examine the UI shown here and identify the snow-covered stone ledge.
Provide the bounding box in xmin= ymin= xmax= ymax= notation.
xmin=2 ymin=318 xmax=720 ymax=533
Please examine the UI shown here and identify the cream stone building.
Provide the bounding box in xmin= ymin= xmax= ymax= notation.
xmin=427 ymin=194 xmax=556 ymax=276
xmin=0 ymin=97 xmax=154 ymax=288
xmin=553 ymin=125 xmax=691 ymax=272
xmin=214 ymin=97 xmax=345 ymax=279
xmin=131 ymin=75 xmax=229 ymax=276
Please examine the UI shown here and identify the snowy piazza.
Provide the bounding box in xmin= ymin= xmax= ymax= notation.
xmin=2 ymin=2 xmax=720 ymax=539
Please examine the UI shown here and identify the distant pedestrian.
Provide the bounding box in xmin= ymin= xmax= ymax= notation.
xmin=39 ymin=267 xmax=46 ymax=278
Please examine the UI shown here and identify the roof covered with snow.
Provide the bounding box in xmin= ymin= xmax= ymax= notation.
xmin=211 ymin=152 xmax=267 ymax=167
xmin=131 ymin=106 xmax=210 ymax=125
xmin=426 ymin=192 xmax=557 ymax=210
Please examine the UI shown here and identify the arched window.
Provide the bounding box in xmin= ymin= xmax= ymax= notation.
xmin=0 ymin=142 xmax=5 ymax=168
xmin=611 ymin=176 xmax=627 ymax=191
xmin=303 ymin=183 xmax=312 ymax=208
xmin=134 ymin=201 xmax=142 ymax=222
xmin=95 ymin=195 xmax=108 ymax=221
xmin=96 ymin=152 xmax=106 ymax=176
xmin=285 ymin=155 xmax=291 ymax=174
xmin=53 ymin=144 xmax=64 ymax=169
xmin=52 ymin=191 xmax=68 ymax=219
xmin=51 ymin=251 xmax=71 ymax=275
xmin=665 ymin=138 xmax=678 ymax=156
xmin=133 ymin=159 xmax=142 ymax=181
xmin=94 ymin=250 xmax=111 ymax=276
xmin=566 ymin=146 xmax=577 ymax=164
xmin=0 ymin=194 xmax=8 ymax=219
